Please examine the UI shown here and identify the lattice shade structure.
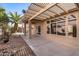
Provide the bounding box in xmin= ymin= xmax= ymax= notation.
xmin=22 ymin=3 xmax=79 ymax=21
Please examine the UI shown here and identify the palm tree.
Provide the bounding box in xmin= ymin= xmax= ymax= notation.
xmin=0 ymin=8 xmax=21 ymax=43
xmin=9 ymin=12 xmax=21 ymax=33
xmin=0 ymin=7 xmax=9 ymax=35
xmin=0 ymin=7 xmax=10 ymax=43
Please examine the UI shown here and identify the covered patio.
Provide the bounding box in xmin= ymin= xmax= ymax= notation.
xmin=22 ymin=3 xmax=79 ymax=38
xmin=21 ymin=3 xmax=79 ymax=56
xmin=21 ymin=34 xmax=79 ymax=56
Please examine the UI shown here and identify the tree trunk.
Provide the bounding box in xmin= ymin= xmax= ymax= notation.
xmin=1 ymin=24 xmax=9 ymax=43
xmin=11 ymin=23 xmax=18 ymax=33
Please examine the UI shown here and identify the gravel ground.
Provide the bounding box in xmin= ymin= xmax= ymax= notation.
xmin=0 ymin=35 xmax=36 ymax=56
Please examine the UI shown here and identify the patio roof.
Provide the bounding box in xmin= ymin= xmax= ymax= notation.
xmin=23 ymin=3 xmax=79 ymax=21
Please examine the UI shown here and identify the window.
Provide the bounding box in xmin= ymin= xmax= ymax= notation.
xmin=57 ymin=21 xmax=66 ymax=36
xmin=51 ymin=18 xmax=66 ymax=36
xmin=47 ymin=21 xmax=51 ymax=34
xmin=68 ymin=15 xmax=77 ymax=37
xmin=51 ymin=21 xmax=56 ymax=34
xmin=46 ymin=14 xmax=77 ymax=37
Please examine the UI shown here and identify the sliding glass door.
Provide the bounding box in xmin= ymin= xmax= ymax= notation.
xmin=68 ymin=15 xmax=77 ymax=37
xmin=47 ymin=14 xmax=77 ymax=37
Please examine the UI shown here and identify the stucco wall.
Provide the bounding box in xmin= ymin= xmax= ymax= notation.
xmin=26 ymin=11 xmax=79 ymax=48
xmin=30 ymin=11 xmax=79 ymax=42
xmin=37 ymin=12 xmax=79 ymax=40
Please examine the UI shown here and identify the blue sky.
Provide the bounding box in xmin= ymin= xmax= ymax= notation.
xmin=0 ymin=3 xmax=31 ymax=15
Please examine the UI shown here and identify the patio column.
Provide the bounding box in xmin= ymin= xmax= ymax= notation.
xmin=65 ymin=16 xmax=68 ymax=37
xmin=24 ymin=22 xmax=26 ymax=36
xmin=22 ymin=23 xmax=24 ymax=33
xmin=28 ymin=20 xmax=32 ymax=39
xmin=76 ymin=12 xmax=79 ymax=38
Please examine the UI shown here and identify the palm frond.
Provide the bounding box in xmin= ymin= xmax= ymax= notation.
xmin=9 ymin=12 xmax=21 ymax=23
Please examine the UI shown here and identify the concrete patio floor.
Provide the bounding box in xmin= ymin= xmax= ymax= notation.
xmin=21 ymin=35 xmax=79 ymax=56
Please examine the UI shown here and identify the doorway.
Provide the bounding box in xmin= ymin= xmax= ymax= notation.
xmin=68 ymin=15 xmax=77 ymax=37
xmin=36 ymin=26 xmax=41 ymax=35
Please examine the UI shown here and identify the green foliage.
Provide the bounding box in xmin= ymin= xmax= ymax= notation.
xmin=0 ymin=7 xmax=21 ymax=33
xmin=9 ymin=12 xmax=21 ymax=23
xmin=0 ymin=7 xmax=9 ymax=26
xmin=9 ymin=12 xmax=21 ymax=33
xmin=0 ymin=7 xmax=22 ymax=43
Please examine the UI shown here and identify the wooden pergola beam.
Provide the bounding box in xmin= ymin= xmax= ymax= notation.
xmin=27 ymin=10 xmax=51 ymax=18
xmin=33 ymin=3 xmax=44 ymax=8
xmin=29 ymin=8 xmax=39 ymax=12
xmin=48 ymin=10 xmax=60 ymax=15
xmin=43 ymin=10 xmax=79 ymax=21
xmin=28 ymin=3 xmax=57 ymax=21
xmin=75 ymin=3 xmax=79 ymax=10
xmin=27 ymin=12 xmax=47 ymax=19
xmin=33 ymin=3 xmax=59 ymax=16
xmin=27 ymin=5 xmax=53 ymax=19
xmin=56 ymin=4 xmax=68 ymax=13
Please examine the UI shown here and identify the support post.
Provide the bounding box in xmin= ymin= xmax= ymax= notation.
xmin=22 ymin=23 xmax=24 ymax=33
xmin=28 ymin=20 xmax=32 ymax=39
xmin=76 ymin=12 xmax=79 ymax=38
xmin=24 ymin=22 xmax=26 ymax=36
xmin=65 ymin=16 xmax=68 ymax=37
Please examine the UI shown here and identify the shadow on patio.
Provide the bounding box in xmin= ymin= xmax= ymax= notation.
xmin=21 ymin=34 xmax=79 ymax=56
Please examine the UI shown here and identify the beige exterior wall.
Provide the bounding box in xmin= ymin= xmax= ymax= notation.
xmin=31 ymin=11 xmax=79 ymax=41
xmin=24 ymin=11 xmax=79 ymax=45
xmin=76 ymin=12 xmax=79 ymax=38
xmin=41 ymin=20 xmax=53 ymax=40
xmin=31 ymin=24 xmax=36 ymax=35
xmin=26 ymin=24 xmax=36 ymax=35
